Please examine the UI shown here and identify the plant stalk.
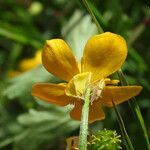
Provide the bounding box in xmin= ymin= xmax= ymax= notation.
xmin=117 ymin=69 xmax=150 ymax=149
xmin=112 ymin=101 xmax=134 ymax=150
xmin=79 ymin=87 xmax=91 ymax=150
xmin=82 ymin=0 xmax=104 ymax=33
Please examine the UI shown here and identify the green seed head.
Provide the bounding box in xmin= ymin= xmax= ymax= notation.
xmin=88 ymin=129 xmax=122 ymax=150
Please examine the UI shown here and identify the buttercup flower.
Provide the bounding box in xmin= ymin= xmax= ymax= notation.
xmin=8 ymin=50 xmax=42 ymax=78
xmin=32 ymin=32 xmax=142 ymax=123
xmin=19 ymin=50 xmax=41 ymax=72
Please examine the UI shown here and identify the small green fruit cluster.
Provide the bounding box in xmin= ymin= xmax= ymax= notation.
xmin=88 ymin=129 xmax=122 ymax=150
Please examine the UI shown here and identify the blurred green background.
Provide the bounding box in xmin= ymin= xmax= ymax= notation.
xmin=0 ymin=0 xmax=149 ymax=149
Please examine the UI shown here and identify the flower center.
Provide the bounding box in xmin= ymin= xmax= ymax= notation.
xmin=90 ymin=79 xmax=106 ymax=104
xmin=90 ymin=78 xmax=119 ymax=104
xmin=65 ymin=72 xmax=119 ymax=105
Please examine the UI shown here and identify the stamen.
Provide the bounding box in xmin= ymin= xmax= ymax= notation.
xmin=90 ymin=79 xmax=105 ymax=104
xmin=105 ymin=79 xmax=120 ymax=85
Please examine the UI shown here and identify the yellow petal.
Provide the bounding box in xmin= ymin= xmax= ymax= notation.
xmin=101 ymin=86 xmax=143 ymax=107
xmin=35 ymin=50 xmax=42 ymax=62
xmin=70 ymin=100 xmax=105 ymax=123
xmin=82 ymin=32 xmax=127 ymax=82
xmin=65 ymin=72 xmax=91 ymax=99
xmin=32 ymin=83 xmax=72 ymax=106
xmin=89 ymin=100 xmax=105 ymax=123
xmin=42 ymin=39 xmax=80 ymax=81
xmin=78 ymin=63 xmax=81 ymax=72
xmin=19 ymin=50 xmax=41 ymax=72
xmin=105 ymin=78 xmax=120 ymax=85
xmin=70 ymin=101 xmax=82 ymax=121
xmin=19 ymin=58 xmax=40 ymax=71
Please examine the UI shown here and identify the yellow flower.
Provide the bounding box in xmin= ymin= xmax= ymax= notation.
xmin=8 ymin=50 xmax=42 ymax=78
xmin=32 ymin=32 xmax=142 ymax=123
xmin=19 ymin=50 xmax=41 ymax=72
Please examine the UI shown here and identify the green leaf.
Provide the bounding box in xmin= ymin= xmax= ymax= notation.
xmin=18 ymin=107 xmax=72 ymax=125
xmin=3 ymin=65 xmax=59 ymax=100
xmin=62 ymin=10 xmax=98 ymax=60
xmin=14 ymin=106 xmax=79 ymax=150
xmin=0 ymin=22 xmax=43 ymax=48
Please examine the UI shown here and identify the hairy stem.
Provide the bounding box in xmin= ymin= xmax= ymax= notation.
xmin=79 ymin=87 xmax=91 ymax=150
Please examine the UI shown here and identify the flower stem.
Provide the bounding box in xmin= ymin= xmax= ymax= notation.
xmin=82 ymin=0 xmax=104 ymax=33
xmin=79 ymin=86 xmax=91 ymax=150
xmin=117 ymin=69 xmax=150 ymax=150
xmin=112 ymin=101 xmax=134 ymax=150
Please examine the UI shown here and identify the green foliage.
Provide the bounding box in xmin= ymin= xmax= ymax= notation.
xmin=0 ymin=105 xmax=79 ymax=150
xmin=62 ymin=10 xmax=97 ymax=60
xmin=13 ymin=107 xmax=79 ymax=150
xmin=3 ymin=66 xmax=57 ymax=100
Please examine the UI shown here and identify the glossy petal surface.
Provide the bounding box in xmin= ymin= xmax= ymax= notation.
xmin=42 ymin=39 xmax=79 ymax=81
xmin=101 ymin=86 xmax=143 ymax=106
xmin=65 ymin=72 xmax=91 ymax=98
xmin=70 ymin=100 xmax=105 ymax=123
xmin=32 ymin=83 xmax=72 ymax=106
xmin=82 ymin=32 xmax=127 ymax=82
